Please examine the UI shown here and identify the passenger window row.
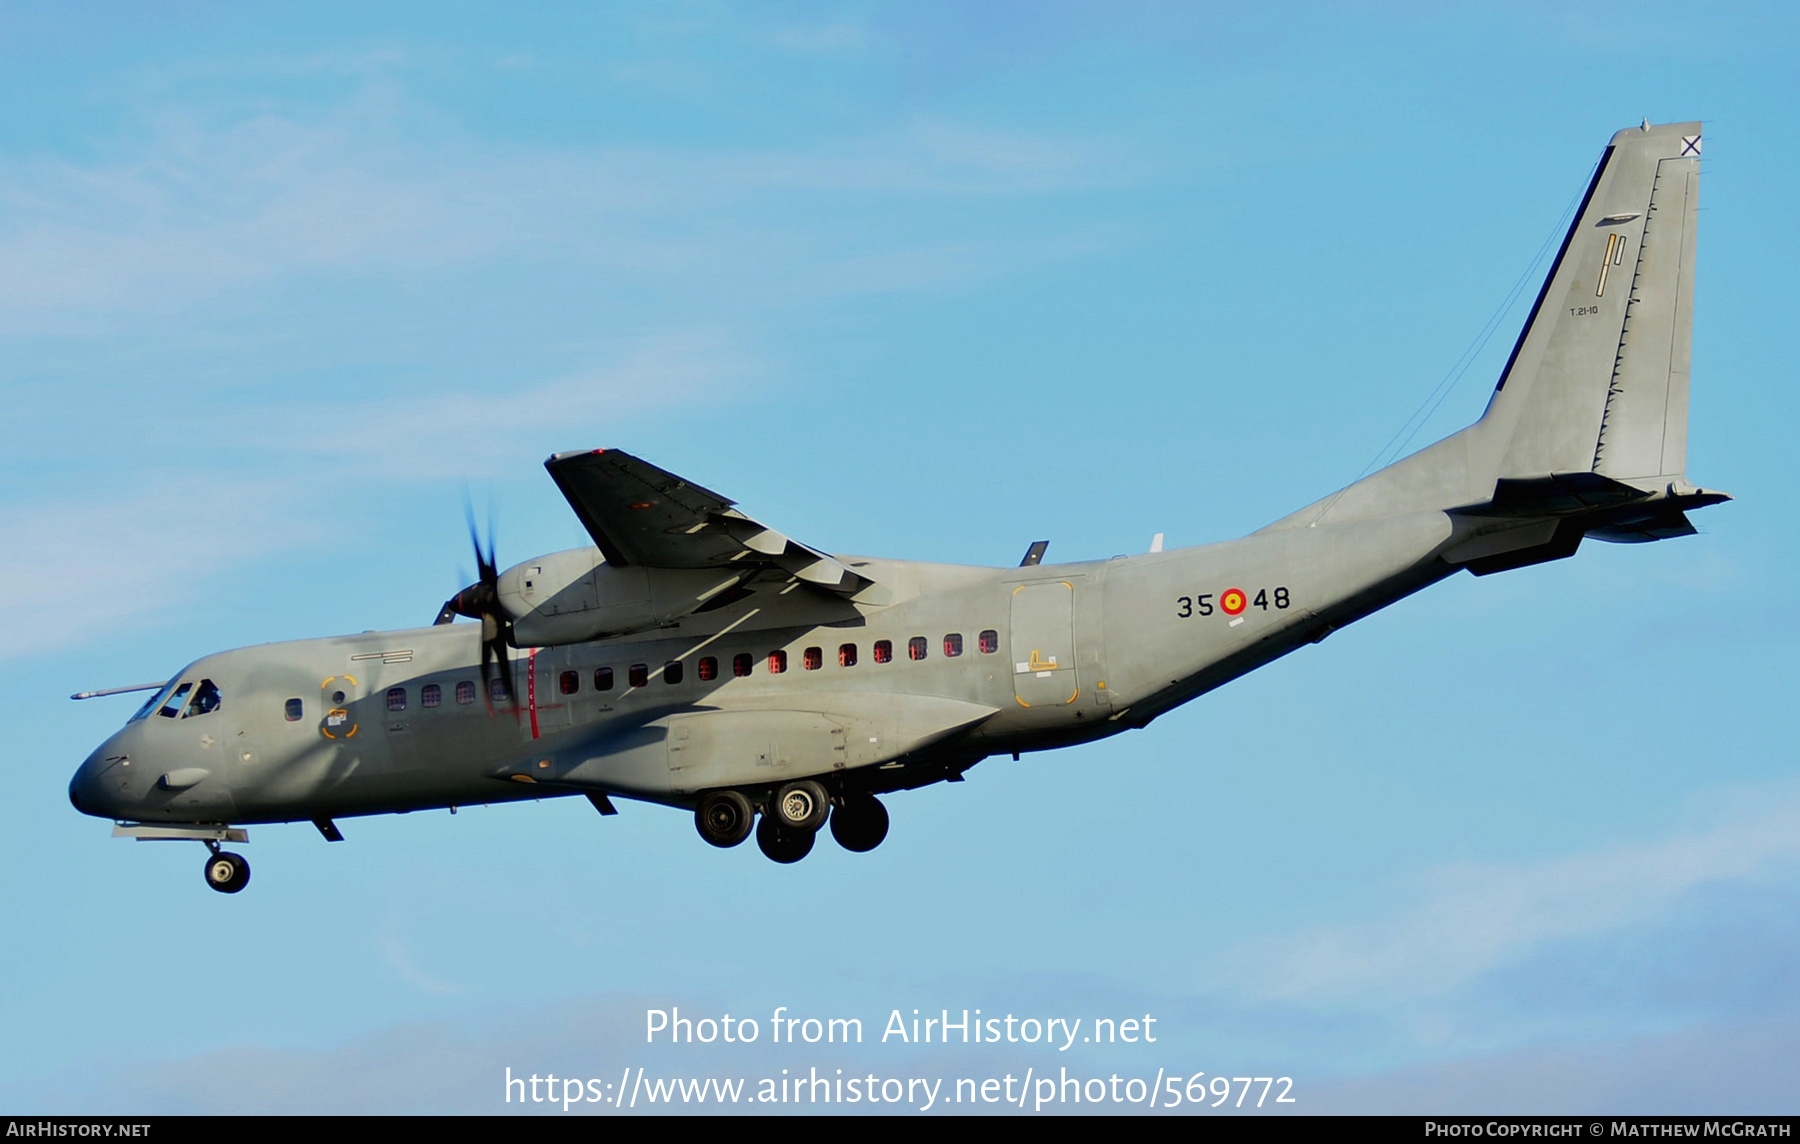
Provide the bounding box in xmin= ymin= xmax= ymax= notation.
xmin=290 ymin=629 xmax=1002 ymax=717
xmin=558 ymin=629 xmax=1000 ymax=693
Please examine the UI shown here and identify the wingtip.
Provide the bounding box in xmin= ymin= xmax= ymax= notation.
xmin=545 ymin=448 xmax=612 ymax=466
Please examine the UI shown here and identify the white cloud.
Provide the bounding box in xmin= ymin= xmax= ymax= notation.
xmin=1218 ymin=782 xmax=1800 ymax=1005
xmin=0 ymin=75 xmax=1137 ymax=336
xmin=0 ymin=477 xmax=326 ymax=663
xmin=379 ymin=924 xmax=464 ymax=995
xmin=0 ymin=330 xmax=759 ymax=663
xmin=0 ymin=54 xmax=1144 ymax=658
xmin=193 ymin=332 xmax=764 ymax=480
xmin=1309 ymin=1016 xmax=1800 ymax=1114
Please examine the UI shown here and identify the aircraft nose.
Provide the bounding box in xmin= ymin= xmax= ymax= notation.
xmin=70 ymin=734 xmax=133 ymax=820
xmin=69 ymin=752 xmax=104 ymax=817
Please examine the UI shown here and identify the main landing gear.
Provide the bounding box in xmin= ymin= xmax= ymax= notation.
xmin=829 ymin=793 xmax=889 ymax=853
xmin=691 ymin=782 xmax=890 ymax=864
xmin=202 ymin=842 xmax=250 ymax=894
xmin=756 ymin=814 xmax=814 ymax=863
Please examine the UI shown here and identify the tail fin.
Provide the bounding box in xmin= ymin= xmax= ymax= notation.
xmin=1262 ymin=121 xmax=1724 ymax=539
xmin=1478 ymin=120 xmax=1702 ymax=488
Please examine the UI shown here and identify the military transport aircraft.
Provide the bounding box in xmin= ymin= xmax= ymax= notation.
xmin=70 ymin=121 xmax=1727 ymax=893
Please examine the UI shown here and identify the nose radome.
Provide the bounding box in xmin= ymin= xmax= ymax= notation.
xmin=70 ymin=732 xmax=137 ymax=821
xmin=69 ymin=749 xmax=109 ymax=818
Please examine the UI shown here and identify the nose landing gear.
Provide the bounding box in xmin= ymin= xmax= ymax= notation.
xmin=202 ymin=842 xmax=250 ymax=894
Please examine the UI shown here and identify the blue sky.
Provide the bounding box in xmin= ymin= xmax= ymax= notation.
xmin=3 ymin=1 xmax=1796 ymax=1115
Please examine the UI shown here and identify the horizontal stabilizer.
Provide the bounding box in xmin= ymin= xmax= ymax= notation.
xmin=1588 ymin=509 xmax=1698 ymax=544
xmin=1448 ymin=471 xmax=1729 ymax=556
xmin=1453 ymin=471 xmax=1652 ymax=517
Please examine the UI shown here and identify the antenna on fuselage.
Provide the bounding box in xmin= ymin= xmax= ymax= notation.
xmin=1019 ymin=541 xmax=1048 ymax=567
xmin=70 ymin=681 xmax=167 ymax=701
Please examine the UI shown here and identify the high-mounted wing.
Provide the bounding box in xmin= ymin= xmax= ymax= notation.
xmin=544 ymin=449 xmax=883 ymax=600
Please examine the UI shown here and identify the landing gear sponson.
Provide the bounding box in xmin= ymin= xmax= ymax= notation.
xmin=694 ymin=782 xmax=890 ymax=864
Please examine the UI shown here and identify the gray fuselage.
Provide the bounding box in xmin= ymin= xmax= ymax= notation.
xmin=70 ymin=509 xmax=1457 ymax=829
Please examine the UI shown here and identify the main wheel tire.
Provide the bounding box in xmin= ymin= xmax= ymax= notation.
xmin=756 ymin=814 xmax=815 ymax=864
xmin=829 ymin=794 xmax=890 ymax=853
xmin=770 ymin=780 xmax=829 ymax=832
xmin=695 ymin=790 xmax=754 ymax=848
xmin=204 ymin=851 xmax=250 ymax=894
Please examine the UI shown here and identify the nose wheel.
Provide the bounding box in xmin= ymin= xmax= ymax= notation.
xmin=202 ymin=847 xmax=250 ymax=894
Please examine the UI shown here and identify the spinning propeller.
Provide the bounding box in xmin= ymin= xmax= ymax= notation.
xmin=436 ymin=507 xmax=518 ymax=711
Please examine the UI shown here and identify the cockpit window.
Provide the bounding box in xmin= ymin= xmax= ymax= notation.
xmin=131 ymin=682 xmax=177 ymax=722
xmin=157 ymin=682 xmax=193 ymax=719
xmin=182 ymin=679 xmax=222 ymax=718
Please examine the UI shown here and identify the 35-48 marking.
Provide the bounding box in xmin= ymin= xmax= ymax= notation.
xmin=1176 ymin=587 xmax=1290 ymax=619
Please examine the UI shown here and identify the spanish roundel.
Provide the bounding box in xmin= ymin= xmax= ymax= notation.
xmin=1221 ymin=588 xmax=1247 ymax=616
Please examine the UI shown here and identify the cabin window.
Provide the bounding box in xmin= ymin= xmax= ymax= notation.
xmin=157 ymin=682 xmax=193 ymax=719
xmin=629 ymin=664 xmax=649 ymax=688
xmin=386 ymin=687 xmax=407 ymax=712
xmin=489 ymin=677 xmax=509 ymax=703
xmin=943 ymin=633 xmax=964 ymax=657
xmin=698 ymin=656 xmax=718 ymax=682
xmin=284 ymin=698 xmax=304 ymax=722
xmin=768 ymin=650 xmax=788 ymax=674
xmin=873 ymin=639 xmax=892 ymax=664
xmin=908 ymin=636 xmax=928 ymax=662
xmin=732 ymin=653 xmax=752 ymax=678
xmin=559 ymin=670 xmax=579 ymax=695
xmin=664 ymin=661 xmax=683 ymax=685
xmin=839 ymin=643 xmax=857 ymax=668
xmin=421 ymin=684 xmax=442 ymax=708
xmin=803 ymin=646 xmax=823 ymax=671
xmin=979 ymin=629 xmax=999 ymax=654
xmin=456 ymin=681 xmax=476 ymax=705
xmin=594 ymin=667 xmax=614 ymax=692
xmin=183 ymin=678 xmax=222 ymax=718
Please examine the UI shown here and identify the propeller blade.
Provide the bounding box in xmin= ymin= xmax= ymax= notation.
xmin=479 ymin=626 xmax=517 ymax=712
xmin=458 ymin=498 xmax=518 ymax=712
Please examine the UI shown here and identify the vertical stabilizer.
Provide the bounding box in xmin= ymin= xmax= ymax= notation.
xmin=1480 ymin=121 xmax=1701 ymax=488
xmin=1260 ymin=121 xmax=1712 ymax=537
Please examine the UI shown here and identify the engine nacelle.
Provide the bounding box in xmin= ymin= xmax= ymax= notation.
xmin=496 ymin=548 xmax=748 ymax=646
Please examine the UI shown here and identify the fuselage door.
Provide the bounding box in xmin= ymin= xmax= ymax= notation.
xmin=1010 ymin=580 xmax=1079 ymax=707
